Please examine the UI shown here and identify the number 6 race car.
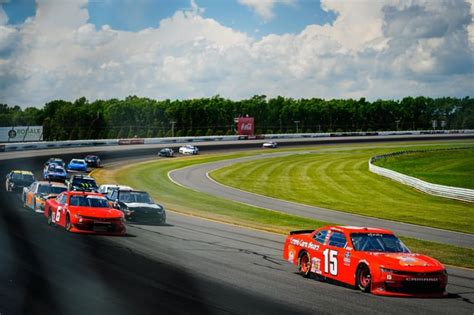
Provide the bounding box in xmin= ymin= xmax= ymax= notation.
xmin=283 ymin=226 xmax=448 ymax=297
xmin=44 ymin=190 xmax=126 ymax=235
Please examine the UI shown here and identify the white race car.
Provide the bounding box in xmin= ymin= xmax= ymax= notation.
xmin=98 ymin=184 xmax=134 ymax=195
xmin=179 ymin=145 xmax=199 ymax=155
xmin=262 ymin=141 xmax=278 ymax=148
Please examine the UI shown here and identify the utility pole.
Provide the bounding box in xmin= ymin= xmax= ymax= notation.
xmin=170 ymin=121 xmax=176 ymax=137
xmin=294 ymin=120 xmax=300 ymax=133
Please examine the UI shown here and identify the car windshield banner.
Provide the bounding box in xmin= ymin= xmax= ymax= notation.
xmin=0 ymin=126 xmax=43 ymax=142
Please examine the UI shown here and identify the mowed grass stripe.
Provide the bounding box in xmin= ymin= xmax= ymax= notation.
xmin=210 ymin=146 xmax=474 ymax=234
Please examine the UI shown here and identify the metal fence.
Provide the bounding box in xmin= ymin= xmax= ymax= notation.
xmin=369 ymin=148 xmax=474 ymax=203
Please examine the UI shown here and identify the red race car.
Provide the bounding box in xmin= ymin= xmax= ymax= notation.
xmin=283 ymin=226 xmax=447 ymax=297
xmin=44 ymin=190 xmax=126 ymax=235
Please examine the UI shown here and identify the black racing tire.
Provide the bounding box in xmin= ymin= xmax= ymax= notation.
xmin=22 ymin=195 xmax=28 ymax=209
xmin=298 ymin=251 xmax=312 ymax=278
xmin=32 ymin=199 xmax=36 ymax=211
xmin=65 ymin=214 xmax=72 ymax=231
xmin=356 ymin=264 xmax=372 ymax=293
xmin=47 ymin=210 xmax=53 ymax=226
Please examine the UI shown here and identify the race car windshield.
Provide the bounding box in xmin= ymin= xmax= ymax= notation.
xmin=49 ymin=165 xmax=65 ymax=172
xmin=12 ymin=173 xmax=34 ymax=181
xmin=119 ymin=191 xmax=153 ymax=204
xmin=72 ymin=178 xmax=98 ymax=188
xmin=70 ymin=196 xmax=109 ymax=208
xmin=72 ymin=160 xmax=85 ymax=164
xmin=38 ymin=185 xmax=67 ymax=195
xmin=350 ymin=233 xmax=410 ymax=253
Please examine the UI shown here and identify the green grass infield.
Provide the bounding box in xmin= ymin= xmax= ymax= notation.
xmin=211 ymin=143 xmax=474 ymax=234
xmin=374 ymin=148 xmax=474 ymax=189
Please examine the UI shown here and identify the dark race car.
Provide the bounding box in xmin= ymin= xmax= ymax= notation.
xmin=66 ymin=174 xmax=98 ymax=192
xmin=158 ymin=148 xmax=174 ymax=157
xmin=84 ymin=155 xmax=101 ymax=167
xmin=107 ymin=189 xmax=166 ymax=224
xmin=5 ymin=170 xmax=36 ymax=192
xmin=43 ymin=163 xmax=68 ymax=182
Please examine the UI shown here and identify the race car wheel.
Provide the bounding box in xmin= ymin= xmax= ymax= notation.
xmin=47 ymin=211 xmax=53 ymax=225
xmin=32 ymin=199 xmax=36 ymax=211
xmin=65 ymin=214 xmax=72 ymax=231
xmin=298 ymin=251 xmax=311 ymax=278
xmin=356 ymin=264 xmax=371 ymax=293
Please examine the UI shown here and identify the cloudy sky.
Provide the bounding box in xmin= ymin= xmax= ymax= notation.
xmin=0 ymin=0 xmax=473 ymax=107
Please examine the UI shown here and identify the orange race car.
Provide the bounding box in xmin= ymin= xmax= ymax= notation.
xmin=44 ymin=190 xmax=126 ymax=235
xmin=283 ymin=225 xmax=448 ymax=297
xmin=22 ymin=181 xmax=67 ymax=212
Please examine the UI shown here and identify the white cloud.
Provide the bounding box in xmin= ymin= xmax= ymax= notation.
xmin=238 ymin=0 xmax=296 ymax=20
xmin=0 ymin=0 xmax=472 ymax=107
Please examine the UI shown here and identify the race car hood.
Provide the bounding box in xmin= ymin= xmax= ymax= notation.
xmin=38 ymin=193 xmax=60 ymax=200
xmin=11 ymin=179 xmax=34 ymax=187
xmin=72 ymin=206 xmax=124 ymax=219
xmin=124 ymin=202 xmax=163 ymax=211
xmin=369 ymin=252 xmax=444 ymax=272
xmin=47 ymin=170 xmax=67 ymax=176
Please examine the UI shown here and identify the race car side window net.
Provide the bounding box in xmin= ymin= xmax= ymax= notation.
xmin=313 ymin=230 xmax=328 ymax=244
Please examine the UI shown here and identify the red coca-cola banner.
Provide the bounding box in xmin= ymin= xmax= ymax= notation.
xmin=237 ymin=117 xmax=254 ymax=136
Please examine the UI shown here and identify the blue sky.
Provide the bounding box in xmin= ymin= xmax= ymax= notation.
xmin=0 ymin=0 xmax=472 ymax=107
xmin=3 ymin=0 xmax=335 ymax=38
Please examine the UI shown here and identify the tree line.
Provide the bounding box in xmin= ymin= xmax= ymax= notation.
xmin=0 ymin=95 xmax=472 ymax=141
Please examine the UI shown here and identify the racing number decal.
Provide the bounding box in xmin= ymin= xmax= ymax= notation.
xmin=323 ymin=249 xmax=338 ymax=276
xmin=55 ymin=206 xmax=62 ymax=222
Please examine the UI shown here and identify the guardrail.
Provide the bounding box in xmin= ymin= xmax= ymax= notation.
xmin=369 ymin=148 xmax=474 ymax=203
xmin=0 ymin=129 xmax=473 ymax=153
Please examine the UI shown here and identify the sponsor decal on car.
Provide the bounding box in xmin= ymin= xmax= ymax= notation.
xmin=311 ymin=257 xmax=321 ymax=273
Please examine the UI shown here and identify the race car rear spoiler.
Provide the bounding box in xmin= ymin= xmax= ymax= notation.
xmin=289 ymin=229 xmax=315 ymax=235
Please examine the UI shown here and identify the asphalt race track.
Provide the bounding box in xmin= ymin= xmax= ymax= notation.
xmin=1 ymin=136 xmax=473 ymax=314
xmin=169 ymin=153 xmax=474 ymax=248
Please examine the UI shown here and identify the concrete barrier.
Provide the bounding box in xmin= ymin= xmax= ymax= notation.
xmin=1 ymin=129 xmax=473 ymax=152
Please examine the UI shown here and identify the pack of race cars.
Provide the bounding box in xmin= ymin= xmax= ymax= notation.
xmin=5 ymin=155 xmax=167 ymax=236
xmin=4 ymin=148 xmax=449 ymax=297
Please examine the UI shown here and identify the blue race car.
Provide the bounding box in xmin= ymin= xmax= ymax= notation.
xmin=67 ymin=159 xmax=88 ymax=172
xmin=43 ymin=163 xmax=68 ymax=182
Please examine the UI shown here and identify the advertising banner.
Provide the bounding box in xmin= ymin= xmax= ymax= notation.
xmin=0 ymin=126 xmax=43 ymax=143
xmin=237 ymin=117 xmax=254 ymax=136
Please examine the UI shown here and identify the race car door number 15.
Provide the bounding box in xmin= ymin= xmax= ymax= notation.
xmin=323 ymin=249 xmax=338 ymax=276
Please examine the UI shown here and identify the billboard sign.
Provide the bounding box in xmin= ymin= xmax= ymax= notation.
xmin=237 ymin=117 xmax=254 ymax=136
xmin=0 ymin=126 xmax=43 ymax=142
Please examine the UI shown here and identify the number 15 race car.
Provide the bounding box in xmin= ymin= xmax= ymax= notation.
xmin=283 ymin=226 xmax=448 ymax=297
xmin=44 ymin=191 xmax=126 ymax=235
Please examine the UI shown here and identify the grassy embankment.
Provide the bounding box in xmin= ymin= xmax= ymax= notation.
xmin=93 ymin=141 xmax=474 ymax=268
xmin=374 ymin=148 xmax=474 ymax=189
